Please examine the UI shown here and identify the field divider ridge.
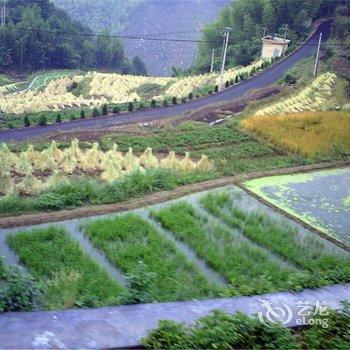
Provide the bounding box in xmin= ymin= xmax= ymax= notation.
xmin=66 ymin=221 xmax=128 ymax=287
xmin=195 ymin=203 xmax=302 ymax=272
xmin=138 ymin=209 xmax=227 ymax=287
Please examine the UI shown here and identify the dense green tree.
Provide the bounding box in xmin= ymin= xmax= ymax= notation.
xmin=262 ymin=0 xmax=277 ymax=32
xmin=131 ymin=55 xmax=147 ymax=76
xmin=194 ymin=0 xmax=348 ymax=73
xmin=0 ymin=0 xmax=146 ymax=74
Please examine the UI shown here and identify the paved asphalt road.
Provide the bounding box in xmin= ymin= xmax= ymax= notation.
xmin=0 ymin=21 xmax=331 ymax=142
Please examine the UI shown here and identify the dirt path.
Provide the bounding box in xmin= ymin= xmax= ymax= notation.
xmin=1 ymin=160 xmax=348 ymax=231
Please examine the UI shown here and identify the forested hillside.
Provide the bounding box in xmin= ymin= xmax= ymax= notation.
xmin=53 ymin=0 xmax=142 ymax=34
xmin=195 ymin=0 xmax=350 ymax=73
xmin=0 ymin=0 xmax=147 ymax=74
xmin=53 ymin=0 xmax=229 ymax=76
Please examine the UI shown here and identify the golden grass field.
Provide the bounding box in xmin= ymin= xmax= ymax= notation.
xmin=242 ymin=111 xmax=350 ymax=157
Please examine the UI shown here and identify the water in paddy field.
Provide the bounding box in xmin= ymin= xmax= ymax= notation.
xmin=244 ymin=167 xmax=350 ymax=246
xmin=0 ymin=184 xmax=348 ymax=278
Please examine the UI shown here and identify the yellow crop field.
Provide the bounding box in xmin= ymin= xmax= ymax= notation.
xmin=254 ymin=73 xmax=337 ymax=116
xmin=242 ymin=111 xmax=350 ymax=157
xmin=0 ymin=60 xmax=265 ymax=114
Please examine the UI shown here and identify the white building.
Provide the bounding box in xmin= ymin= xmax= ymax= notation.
xmin=261 ymin=36 xmax=291 ymax=60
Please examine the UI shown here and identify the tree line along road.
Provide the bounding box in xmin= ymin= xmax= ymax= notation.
xmin=0 ymin=21 xmax=331 ymax=142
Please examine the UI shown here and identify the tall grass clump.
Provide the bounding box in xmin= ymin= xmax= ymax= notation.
xmin=84 ymin=213 xmax=220 ymax=302
xmin=152 ymin=202 xmax=306 ymax=295
xmin=7 ymin=227 xmax=125 ymax=309
xmin=0 ymin=258 xmax=43 ymax=312
xmin=201 ymin=191 xmax=350 ymax=287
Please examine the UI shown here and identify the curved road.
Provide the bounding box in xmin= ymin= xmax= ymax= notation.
xmin=0 ymin=21 xmax=331 ymax=142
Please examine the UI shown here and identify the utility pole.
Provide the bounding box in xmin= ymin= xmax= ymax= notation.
xmin=0 ymin=2 xmax=6 ymax=27
xmin=219 ymin=26 xmax=232 ymax=90
xmin=262 ymin=27 xmax=268 ymax=38
xmin=210 ymin=49 xmax=215 ymax=73
xmin=313 ymin=32 xmax=322 ymax=77
xmin=282 ymin=24 xmax=288 ymax=56
xmin=0 ymin=2 xmax=6 ymax=28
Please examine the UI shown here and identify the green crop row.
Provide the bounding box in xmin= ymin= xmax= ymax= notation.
xmin=83 ymin=213 xmax=222 ymax=303
xmin=7 ymin=227 xmax=125 ymax=309
xmin=151 ymin=202 xmax=308 ymax=295
xmin=0 ymin=168 xmax=213 ymax=217
xmin=200 ymin=191 xmax=350 ymax=286
xmin=101 ymin=126 xmax=251 ymax=153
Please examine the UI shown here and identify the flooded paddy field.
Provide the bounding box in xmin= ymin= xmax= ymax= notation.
xmin=244 ymin=167 xmax=350 ymax=245
xmin=1 ymin=185 xmax=349 ymax=311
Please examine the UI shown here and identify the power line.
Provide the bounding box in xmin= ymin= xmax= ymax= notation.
xmin=16 ymin=27 xmax=345 ymax=46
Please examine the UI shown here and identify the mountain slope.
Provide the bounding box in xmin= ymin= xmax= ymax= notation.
xmin=122 ymin=0 xmax=229 ymax=76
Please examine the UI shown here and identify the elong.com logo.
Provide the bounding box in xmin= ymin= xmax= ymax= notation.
xmin=257 ymin=299 xmax=330 ymax=328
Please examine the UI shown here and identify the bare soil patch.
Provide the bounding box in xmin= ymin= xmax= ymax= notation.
xmin=174 ymin=86 xmax=284 ymax=125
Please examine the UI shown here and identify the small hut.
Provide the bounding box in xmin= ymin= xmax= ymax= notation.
xmin=261 ymin=35 xmax=291 ymax=60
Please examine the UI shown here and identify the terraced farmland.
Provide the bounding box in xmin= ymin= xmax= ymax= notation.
xmin=0 ymin=61 xmax=266 ymax=115
xmin=1 ymin=186 xmax=349 ymax=312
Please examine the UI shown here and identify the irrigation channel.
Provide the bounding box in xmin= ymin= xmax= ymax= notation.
xmin=0 ymin=183 xmax=349 ymax=348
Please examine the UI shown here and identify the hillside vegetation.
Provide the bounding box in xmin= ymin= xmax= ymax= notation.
xmin=53 ymin=0 xmax=142 ymax=34
xmin=0 ymin=0 xmax=146 ymax=74
xmin=195 ymin=0 xmax=349 ymax=73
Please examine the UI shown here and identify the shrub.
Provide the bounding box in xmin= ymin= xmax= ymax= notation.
xmin=56 ymin=113 xmax=62 ymax=123
xmin=172 ymin=96 xmax=177 ymax=105
xmin=285 ymin=74 xmax=297 ymax=85
xmin=112 ymin=106 xmax=120 ymax=113
xmin=0 ymin=262 xmax=43 ymax=312
xmin=225 ymin=81 xmax=229 ymax=88
xmin=214 ymin=85 xmax=219 ymax=92
xmin=80 ymin=110 xmax=86 ymax=119
xmin=102 ymin=104 xmax=108 ymax=115
xmin=208 ymin=90 xmax=213 ymax=95
xmin=229 ymin=79 xmax=234 ymax=85
xmin=234 ymin=75 xmax=239 ymax=83
xmin=150 ymin=99 xmax=156 ymax=108
xmin=128 ymin=102 xmax=134 ymax=112
xmin=162 ymin=100 xmax=168 ymax=107
xmin=139 ymin=102 xmax=145 ymax=110
xmin=24 ymin=115 xmax=30 ymax=127
xmin=181 ymin=97 xmax=187 ymax=103
xmin=92 ymin=107 xmax=100 ymax=117
xmin=38 ymin=115 xmax=47 ymax=126
xmin=7 ymin=227 xmax=124 ymax=309
xmin=69 ymin=114 xmax=76 ymax=120
xmin=142 ymin=310 xmax=298 ymax=349
xmin=188 ymin=92 xmax=193 ymax=100
xmin=301 ymin=302 xmax=350 ymax=349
